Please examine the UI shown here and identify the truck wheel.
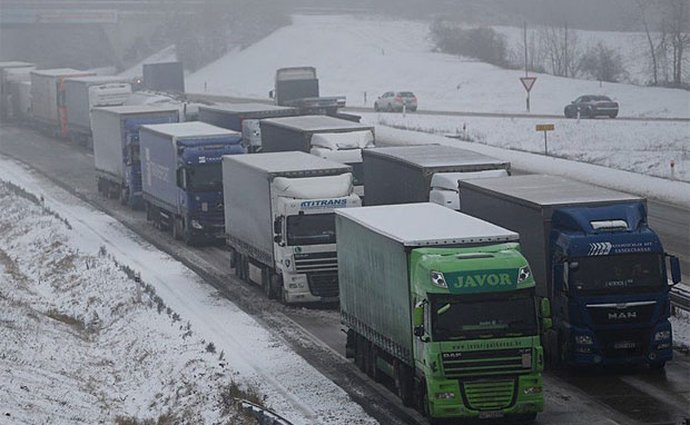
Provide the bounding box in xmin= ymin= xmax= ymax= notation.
xmin=395 ymin=361 xmax=414 ymax=406
xmin=172 ymin=217 xmax=183 ymax=241
xmin=271 ymin=274 xmax=283 ymax=301
xmin=513 ymin=413 xmax=538 ymax=424
xmin=145 ymin=202 xmax=153 ymax=222
xmin=233 ymin=252 xmax=242 ymax=277
xmin=262 ymin=268 xmax=276 ymax=299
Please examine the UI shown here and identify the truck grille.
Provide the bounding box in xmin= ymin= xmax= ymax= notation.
xmin=587 ymin=302 xmax=656 ymax=326
xmin=462 ymin=379 xmax=516 ymax=411
xmin=307 ymin=272 xmax=339 ymax=298
xmin=294 ymin=252 xmax=338 ymax=273
xmin=442 ymin=349 xmax=531 ymax=377
xmin=597 ymin=329 xmax=650 ymax=358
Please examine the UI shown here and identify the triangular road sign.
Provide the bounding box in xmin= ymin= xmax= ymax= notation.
xmin=520 ymin=76 xmax=537 ymax=92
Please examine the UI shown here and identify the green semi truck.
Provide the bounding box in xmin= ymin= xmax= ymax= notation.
xmin=336 ymin=203 xmax=549 ymax=423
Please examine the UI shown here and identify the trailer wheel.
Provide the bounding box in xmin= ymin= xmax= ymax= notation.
xmin=145 ymin=202 xmax=153 ymax=221
xmin=355 ymin=335 xmax=367 ymax=373
xmin=367 ymin=344 xmax=380 ymax=382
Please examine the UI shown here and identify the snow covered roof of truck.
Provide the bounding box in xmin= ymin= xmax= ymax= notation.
xmin=93 ymin=105 xmax=180 ymax=115
xmin=140 ymin=122 xmax=239 ymax=138
xmin=200 ymin=103 xmax=297 ymax=114
xmin=363 ymin=145 xmax=508 ymax=169
xmin=30 ymin=68 xmax=93 ymax=77
xmin=459 ymin=174 xmax=642 ymax=207
xmin=261 ymin=115 xmax=373 ymax=132
xmin=223 ymin=151 xmax=351 ymax=174
xmin=0 ymin=61 xmax=34 ymax=69
xmin=336 ymin=203 xmax=518 ymax=247
xmin=65 ymin=76 xmax=131 ymax=84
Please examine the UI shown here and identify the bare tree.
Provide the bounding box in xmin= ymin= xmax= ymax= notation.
xmin=635 ymin=0 xmax=659 ymax=85
xmin=538 ymin=22 xmax=580 ymax=77
xmin=664 ymin=0 xmax=690 ymax=85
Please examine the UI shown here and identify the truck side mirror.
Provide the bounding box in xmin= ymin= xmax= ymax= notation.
xmin=668 ymin=255 xmax=681 ymax=285
xmin=176 ymin=168 xmax=186 ymax=189
xmin=269 ymin=89 xmax=274 ymax=99
xmin=540 ymin=298 xmax=551 ymax=318
xmin=413 ymin=302 xmax=425 ymax=337
xmin=273 ymin=216 xmax=283 ymax=244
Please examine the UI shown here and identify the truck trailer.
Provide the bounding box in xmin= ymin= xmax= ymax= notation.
xmin=91 ymin=105 xmax=179 ymax=208
xmin=363 ymin=144 xmax=510 ymax=208
xmin=198 ymin=103 xmax=299 ymax=152
xmin=140 ymin=122 xmax=244 ymax=244
xmin=458 ymin=175 xmax=682 ymax=368
xmin=30 ymin=68 xmax=96 ymax=136
xmin=270 ymin=66 xmax=345 ymax=115
xmin=260 ymin=115 xmax=374 ymax=198
xmin=64 ymin=76 xmax=132 ymax=144
xmin=223 ymin=152 xmax=361 ymax=303
xmin=336 ymin=203 xmax=547 ymax=422
xmin=0 ymin=61 xmax=34 ymax=120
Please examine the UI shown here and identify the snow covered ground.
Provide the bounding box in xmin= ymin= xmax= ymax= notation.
xmin=186 ymin=14 xmax=690 ymax=118
xmin=370 ymin=113 xmax=690 ymax=183
xmin=0 ymin=158 xmax=377 ymax=425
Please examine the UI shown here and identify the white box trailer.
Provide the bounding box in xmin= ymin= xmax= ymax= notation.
xmin=64 ymin=76 xmax=132 ymax=139
xmin=0 ymin=61 xmax=35 ymax=119
xmin=30 ymin=68 xmax=95 ymax=134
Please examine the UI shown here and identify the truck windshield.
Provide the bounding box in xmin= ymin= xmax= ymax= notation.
xmin=430 ymin=291 xmax=537 ymax=341
xmin=570 ymin=253 xmax=663 ymax=295
xmin=286 ymin=213 xmax=336 ymax=245
xmin=186 ymin=164 xmax=222 ymax=192
xmin=348 ymin=162 xmax=363 ymax=186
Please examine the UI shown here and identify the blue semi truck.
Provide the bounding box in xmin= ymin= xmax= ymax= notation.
xmin=91 ymin=105 xmax=180 ymax=208
xmin=139 ymin=121 xmax=244 ymax=244
xmin=458 ymin=175 xmax=681 ymax=368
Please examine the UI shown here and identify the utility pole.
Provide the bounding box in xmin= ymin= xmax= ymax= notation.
xmin=564 ymin=20 xmax=568 ymax=78
xmin=524 ymin=21 xmax=528 ymax=77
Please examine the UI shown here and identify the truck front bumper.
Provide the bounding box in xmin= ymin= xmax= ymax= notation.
xmin=282 ymin=272 xmax=339 ymax=304
xmin=427 ymin=374 xmax=544 ymax=419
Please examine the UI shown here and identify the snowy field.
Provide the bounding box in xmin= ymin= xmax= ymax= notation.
xmin=186 ymin=14 xmax=690 ymax=118
xmin=0 ymin=158 xmax=376 ymax=425
xmin=369 ymin=113 xmax=690 ymax=183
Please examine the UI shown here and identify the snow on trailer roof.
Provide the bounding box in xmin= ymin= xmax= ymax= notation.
xmin=65 ymin=76 xmax=131 ymax=84
xmin=460 ymin=174 xmax=643 ymax=207
xmin=140 ymin=122 xmax=239 ymax=138
xmin=336 ymin=203 xmax=518 ymax=247
xmin=223 ymin=151 xmax=351 ymax=174
xmin=200 ymin=103 xmax=296 ymax=113
xmin=0 ymin=61 xmax=34 ymax=69
xmin=30 ymin=68 xmax=93 ymax=77
xmin=94 ymin=105 xmax=180 ymax=115
xmin=261 ymin=115 xmax=373 ymax=132
xmin=364 ymin=145 xmax=508 ymax=169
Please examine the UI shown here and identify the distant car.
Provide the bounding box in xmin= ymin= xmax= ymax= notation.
xmin=564 ymin=95 xmax=619 ymax=118
xmin=374 ymin=91 xmax=417 ymax=112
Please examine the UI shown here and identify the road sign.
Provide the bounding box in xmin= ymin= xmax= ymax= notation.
xmin=536 ymin=124 xmax=554 ymax=131
xmin=520 ymin=77 xmax=537 ymax=92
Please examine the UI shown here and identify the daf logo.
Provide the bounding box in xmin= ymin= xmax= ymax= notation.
xmin=216 ymin=203 xmax=224 ymax=210
xmin=608 ymin=311 xmax=637 ymax=320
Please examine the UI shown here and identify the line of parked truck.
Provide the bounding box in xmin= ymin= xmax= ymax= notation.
xmin=0 ymin=59 xmax=683 ymax=424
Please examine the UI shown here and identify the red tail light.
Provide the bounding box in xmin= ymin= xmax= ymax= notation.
xmin=394 ymin=96 xmax=401 ymax=101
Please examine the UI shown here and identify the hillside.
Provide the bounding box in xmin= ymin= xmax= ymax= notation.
xmin=187 ymin=14 xmax=690 ymax=118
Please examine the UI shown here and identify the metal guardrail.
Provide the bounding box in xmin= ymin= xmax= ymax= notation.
xmin=237 ymin=399 xmax=295 ymax=425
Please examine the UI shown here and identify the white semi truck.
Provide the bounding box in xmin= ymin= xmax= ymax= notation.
xmin=222 ymin=151 xmax=361 ymax=303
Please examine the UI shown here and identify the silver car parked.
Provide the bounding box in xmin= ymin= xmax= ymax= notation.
xmin=374 ymin=91 xmax=417 ymax=112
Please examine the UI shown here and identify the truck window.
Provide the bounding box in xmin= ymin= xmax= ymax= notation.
xmin=429 ymin=291 xmax=537 ymax=341
xmin=186 ymin=164 xmax=223 ymax=192
xmin=570 ymin=253 xmax=663 ymax=295
xmin=286 ymin=213 xmax=336 ymax=245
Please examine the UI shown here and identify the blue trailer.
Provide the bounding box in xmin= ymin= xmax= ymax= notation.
xmin=458 ymin=175 xmax=682 ymax=369
xmin=91 ymin=105 xmax=180 ymax=208
xmin=139 ymin=122 xmax=244 ymax=244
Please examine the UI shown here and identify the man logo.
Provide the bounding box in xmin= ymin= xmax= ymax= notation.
xmin=608 ymin=311 xmax=637 ymax=320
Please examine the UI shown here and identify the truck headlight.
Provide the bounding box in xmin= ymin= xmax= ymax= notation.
xmin=654 ymin=330 xmax=671 ymax=341
xmin=575 ymin=335 xmax=593 ymax=345
xmin=517 ymin=266 xmax=531 ymax=283
xmin=190 ymin=219 xmax=203 ymax=230
xmin=431 ymin=271 xmax=447 ymax=288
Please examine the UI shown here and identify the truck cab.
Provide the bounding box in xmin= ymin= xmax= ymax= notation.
xmin=411 ymin=243 xmax=547 ymax=420
xmin=270 ymin=67 xmax=345 ymax=114
xmin=429 ymin=169 xmax=510 ymax=210
xmin=550 ymin=203 xmax=681 ymax=367
xmin=271 ymin=174 xmax=361 ymax=302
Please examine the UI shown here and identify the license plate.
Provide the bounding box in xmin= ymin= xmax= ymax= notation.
xmin=614 ymin=341 xmax=636 ymax=349
xmin=478 ymin=411 xmax=504 ymax=419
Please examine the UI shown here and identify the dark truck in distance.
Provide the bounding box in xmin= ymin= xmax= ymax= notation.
xmin=198 ymin=103 xmax=299 ymax=152
xmin=458 ymin=175 xmax=681 ymax=369
xmin=269 ymin=67 xmax=345 ymax=115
